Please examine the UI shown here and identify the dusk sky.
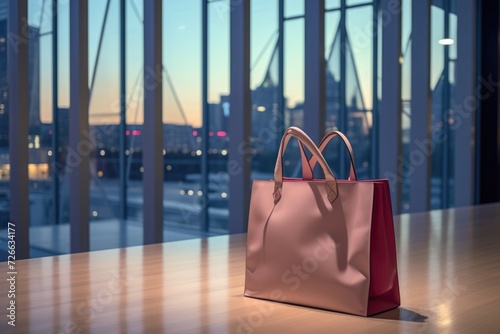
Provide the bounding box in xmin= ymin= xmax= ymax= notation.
xmin=27 ymin=0 xmax=451 ymax=128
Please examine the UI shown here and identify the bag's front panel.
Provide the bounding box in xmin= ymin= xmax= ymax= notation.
xmin=245 ymin=180 xmax=375 ymax=316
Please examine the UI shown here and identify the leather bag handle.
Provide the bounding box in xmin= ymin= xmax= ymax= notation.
xmin=273 ymin=127 xmax=338 ymax=203
xmin=299 ymin=130 xmax=357 ymax=181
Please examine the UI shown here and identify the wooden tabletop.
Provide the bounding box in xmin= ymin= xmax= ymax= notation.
xmin=1 ymin=203 xmax=500 ymax=333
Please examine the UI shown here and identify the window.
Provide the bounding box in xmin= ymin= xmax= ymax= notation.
xmin=1 ymin=0 xmax=479 ymax=259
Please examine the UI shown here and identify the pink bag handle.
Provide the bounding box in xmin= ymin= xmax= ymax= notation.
xmin=299 ymin=130 xmax=357 ymax=181
xmin=274 ymin=127 xmax=338 ymax=203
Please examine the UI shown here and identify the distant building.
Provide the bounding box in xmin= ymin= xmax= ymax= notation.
xmin=209 ymin=98 xmax=228 ymax=133
xmin=163 ymin=123 xmax=197 ymax=153
xmin=0 ymin=13 xmax=41 ymax=148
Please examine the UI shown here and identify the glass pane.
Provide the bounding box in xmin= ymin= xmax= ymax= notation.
xmin=325 ymin=5 xmax=375 ymax=181
xmin=208 ymin=0 xmax=229 ymax=231
xmin=283 ymin=16 xmax=305 ymax=177
xmin=345 ymin=5 xmax=373 ymax=180
xmin=325 ymin=11 xmax=342 ymax=174
xmin=125 ymin=0 xmax=144 ymax=225
xmin=163 ymin=0 xmax=203 ymax=236
xmin=29 ymin=0 xmax=54 ymax=242
xmin=251 ymin=0 xmax=280 ymax=180
xmin=284 ymin=18 xmax=304 ymax=125
xmin=326 ymin=0 xmax=340 ymax=10
xmin=23 ymin=0 xmax=71 ymax=257
xmin=284 ymin=0 xmax=304 ymax=18
xmin=88 ymin=0 xmax=133 ymax=251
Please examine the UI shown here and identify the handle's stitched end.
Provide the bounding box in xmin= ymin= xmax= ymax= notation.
xmin=326 ymin=182 xmax=338 ymax=203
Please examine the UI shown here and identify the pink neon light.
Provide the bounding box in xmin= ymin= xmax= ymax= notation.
xmin=192 ymin=130 xmax=198 ymax=136
xmin=216 ymin=131 xmax=227 ymax=137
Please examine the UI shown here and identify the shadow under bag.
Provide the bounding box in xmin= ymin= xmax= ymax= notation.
xmin=244 ymin=127 xmax=400 ymax=316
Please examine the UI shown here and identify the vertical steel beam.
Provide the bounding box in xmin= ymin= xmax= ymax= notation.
xmin=278 ymin=0 xmax=285 ymax=148
xmin=441 ymin=0 xmax=450 ymax=208
xmin=201 ymin=0 xmax=209 ymax=232
xmin=339 ymin=0 xmax=347 ymax=177
xmin=454 ymin=0 xmax=476 ymax=206
xmin=52 ymin=0 xmax=60 ymax=225
xmin=474 ymin=0 xmax=482 ymax=205
xmin=304 ymin=0 xmax=326 ymax=144
xmin=409 ymin=0 xmax=431 ymax=212
xmin=8 ymin=0 xmax=30 ymax=259
xmin=119 ymin=0 xmax=127 ymax=219
xmin=69 ymin=0 xmax=90 ymax=252
xmin=228 ymin=0 xmax=251 ymax=234
xmin=143 ymin=0 xmax=163 ymax=244
xmin=371 ymin=0 xmax=379 ymax=179
xmin=379 ymin=0 xmax=402 ymax=214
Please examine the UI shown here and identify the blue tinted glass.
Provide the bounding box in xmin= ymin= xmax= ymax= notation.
xmin=251 ymin=0 xmax=280 ymax=180
xmin=326 ymin=0 xmax=341 ymax=10
xmin=163 ymin=0 xmax=203 ymax=234
xmin=284 ymin=0 xmax=304 ymax=18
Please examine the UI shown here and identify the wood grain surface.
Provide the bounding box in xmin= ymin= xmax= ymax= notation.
xmin=1 ymin=203 xmax=500 ymax=333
